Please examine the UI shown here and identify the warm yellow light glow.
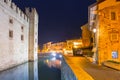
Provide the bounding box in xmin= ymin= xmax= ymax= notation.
xmin=73 ymin=45 xmax=78 ymax=48
xmin=93 ymin=28 xmax=96 ymax=33
xmin=46 ymin=59 xmax=49 ymax=63
xmin=63 ymin=49 xmax=66 ymax=51
xmin=73 ymin=42 xmax=82 ymax=46
xmin=92 ymin=10 xmax=97 ymax=14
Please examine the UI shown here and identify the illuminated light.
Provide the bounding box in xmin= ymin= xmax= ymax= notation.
xmin=46 ymin=59 xmax=49 ymax=63
xmin=51 ymin=57 xmax=56 ymax=61
xmin=64 ymin=50 xmax=73 ymax=55
xmin=73 ymin=45 xmax=78 ymax=48
xmin=63 ymin=49 xmax=66 ymax=51
xmin=90 ymin=20 xmax=95 ymax=23
xmin=92 ymin=10 xmax=97 ymax=14
xmin=51 ymin=52 xmax=56 ymax=57
xmin=59 ymin=55 xmax=62 ymax=58
xmin=93 ymin=28 xmax=96 ymax=33
xmin=73 ymin=42 xmax=82 ymax=46
xmin=64 ymin=51 xmax=68 ymax=55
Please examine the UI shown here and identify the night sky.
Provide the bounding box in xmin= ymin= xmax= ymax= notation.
xmin=12 ymin=0 xmax=96 ymax=48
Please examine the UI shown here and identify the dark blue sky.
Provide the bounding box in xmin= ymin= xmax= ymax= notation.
xmin=12 ymin=0 xmax=96 ymax=48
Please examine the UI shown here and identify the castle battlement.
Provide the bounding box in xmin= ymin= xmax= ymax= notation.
xmin=0 ymin=0 xmax=29 ymax=22
xmin=25 ymin=8 xmax=38 ymax=16
xmin=0 ymin=0 xmax=39 ymax=71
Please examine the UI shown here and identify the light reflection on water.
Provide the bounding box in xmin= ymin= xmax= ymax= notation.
xmin=44 ymin=57 xmax=61 ymax=69
xmin=0 ymin=54 xmax=61 ymax=80
xmin=38 ymin=54 xmax=61 ymax=80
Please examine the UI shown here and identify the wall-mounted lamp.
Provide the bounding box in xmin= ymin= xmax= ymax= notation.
xmin=93 ymin=28 xmax=96 ymax=33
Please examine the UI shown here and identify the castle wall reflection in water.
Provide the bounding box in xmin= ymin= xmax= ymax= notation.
xmin=0 ymin=54 xmax=61 ymax=80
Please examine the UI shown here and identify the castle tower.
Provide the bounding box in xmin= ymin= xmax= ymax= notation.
xmin=25 ymin=8 xmax=39 ymax=61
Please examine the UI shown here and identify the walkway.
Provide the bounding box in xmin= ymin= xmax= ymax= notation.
xmin=64 ymin=56 xmax=120 ymax=80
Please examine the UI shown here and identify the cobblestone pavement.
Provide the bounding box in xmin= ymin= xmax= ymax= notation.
xmin=64 ymin=56 xmax=120 ymax=80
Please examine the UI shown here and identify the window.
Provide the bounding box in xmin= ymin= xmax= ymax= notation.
xmin=93 ymin=14 xmax=97 ymax=20
xmin=21 ymin=26 xmax=24 ymax=32
xmin=9 ymin=19 xmax=13 ymax=24
xmin=110 ymin=33 xmax=118 ymax=41
xmin=112 ymin=51 xmax=118 ymax=59
xmin=111 ymin=12 xmax=116 ymax=20
xmin=35 ymin=39 xmax=37 ymax=43
xmin=91 ymin=38 xmax=93 ymax=43
xmin=21 ymin=35 xmax=24 ymax=41
xmin=4 ymin=0 xmax=7 ymax=3
xmin=9 ymin=30 xmax=13 ymax=38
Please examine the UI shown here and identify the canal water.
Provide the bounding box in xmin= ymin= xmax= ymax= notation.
xmin=0 ymin=54 xmax=61 ymax=80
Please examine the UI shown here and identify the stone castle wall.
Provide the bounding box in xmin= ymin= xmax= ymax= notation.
xmin=0 ymin=0 xmax=38 ymax=71
xmin=26 ymin=8 xmax=38 ymax=61
xmin=0 ymin=0 xmax=29 ymax=23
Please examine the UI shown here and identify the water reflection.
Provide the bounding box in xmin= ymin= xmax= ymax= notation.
xmin=0 ymin=54 xmax=61 ymax=80
xmin=38 ymin=54 xmax=61 ymax=80
xmin=44 ymin=57 xmax=61 ymax=69
xmin=0 ymin=61 xmax=38 ymax=80
xmin=29 ymin=61 xmax=38 ymax=80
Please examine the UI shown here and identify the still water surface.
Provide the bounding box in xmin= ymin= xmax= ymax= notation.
xmin=0 ymin=54 xmax=61 ymax=80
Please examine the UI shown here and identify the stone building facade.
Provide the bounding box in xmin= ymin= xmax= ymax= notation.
xmin=42 ymin=42 xmax=66 ymax=53
xmin=0 ymin=0 xmax=38 ymax=71
xmin=81 ymin=23 xmax=92 ymax=47
xmin=50 ymin=42 xmax=67 ymax=53
xmin=97 ymin=0 xmax=120 ymax=64
xmin=65 ymin=39 xmax=82 ymax=55
xmin=42 ymin=42 xmax=52 ymax=53
xmin=89 ymin=0 xmax=120 ymax=64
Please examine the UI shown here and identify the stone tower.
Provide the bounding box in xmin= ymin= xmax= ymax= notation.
xmin=25 ymin=8 xmax=39 ymax=61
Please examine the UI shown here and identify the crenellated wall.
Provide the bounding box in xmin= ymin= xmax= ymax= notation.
xmin=0 ymin=0 xmax=29 ymax=23
xmin=0 ymin=0 xmax=38 ymax=71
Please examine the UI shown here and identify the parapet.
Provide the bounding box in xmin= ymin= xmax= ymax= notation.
xmin=0 ymin=0 xmax=29 ymax=22
xmin=25 ymin=8 xmax=38 ymax=16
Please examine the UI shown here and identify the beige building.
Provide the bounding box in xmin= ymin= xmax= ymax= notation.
xmin=50 ymin=42 xmax=67 ymax=53
xmin=42 ymin=42 xmax=52 ymax=53
xmin=42 ymin=42 xmax=66 ymax=53
xmin=42 ymin=39 xmax=83 ymax=55
xmin=89 ymin=0 xmax=120 ymax=64
xmin=0 ymin=0 xmax=38 ymax=71
xmin=64 ymin=39 xmax=82 ymax=55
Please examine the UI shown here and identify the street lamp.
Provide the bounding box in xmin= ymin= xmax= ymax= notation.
xmin=93 ymin=28 xmax=96 ymax=46
xmin=92 ymin=28 xmax=97 ymax=63
xmin=93 ymin=28 xmax=96 ymax=33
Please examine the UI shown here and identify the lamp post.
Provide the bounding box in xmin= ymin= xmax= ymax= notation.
xmin=93 ymin=28 xmax=96 ymax=46
xmin=92 ymin=28 xmax=97 ymax=63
